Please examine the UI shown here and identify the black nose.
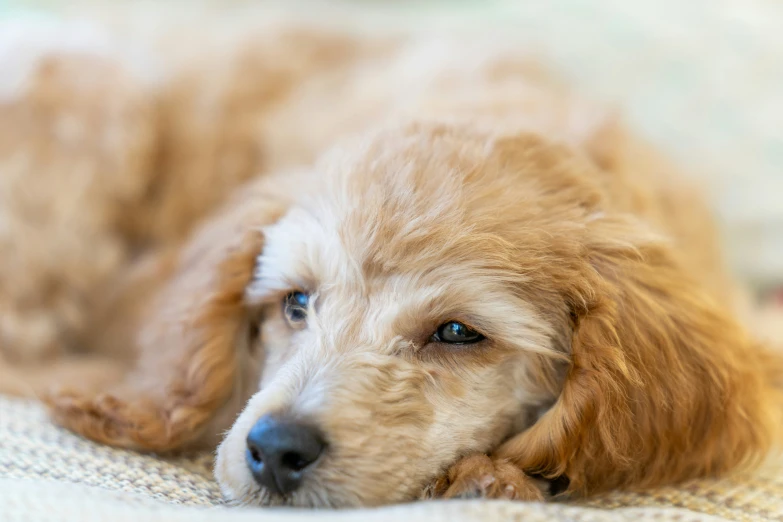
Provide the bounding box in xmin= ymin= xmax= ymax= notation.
xmin=245 ymin=414 xmax=326 ymax=496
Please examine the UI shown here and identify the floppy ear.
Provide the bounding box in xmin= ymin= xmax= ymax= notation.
xmin=45 ymin=182 xmax=290 ymax=452
xmin=496 ymin=215 xmax=783 ymax=495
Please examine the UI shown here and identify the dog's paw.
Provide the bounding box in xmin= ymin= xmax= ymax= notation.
xmin=46 ymin=390 xmax=130 ymax=439
xmin=44 ymin=388 xmax=156 ymax=449
xmin=421 ymin=454 xmax=545 ymax=501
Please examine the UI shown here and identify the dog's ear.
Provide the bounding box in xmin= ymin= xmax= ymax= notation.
xmin=45 ymin=181 xmax=291 ymax=452
xmin=496 ymin=214 xmax=783 ymax=495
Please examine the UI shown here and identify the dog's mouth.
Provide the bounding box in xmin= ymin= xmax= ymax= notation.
xmin=222 ymin=477 xmax=323 ymax=509
xmin=229 ymin=483 xmax=353 ymax=509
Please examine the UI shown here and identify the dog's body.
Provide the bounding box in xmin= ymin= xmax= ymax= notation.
xmin=1 ymin=24 xmax=781 ymax=508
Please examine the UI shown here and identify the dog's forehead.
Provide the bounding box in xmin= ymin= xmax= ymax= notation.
xmin=263 ymin=195 xmax=475 ymax=290
xmin=318 ymin=135 xmax=508 ymax=274
xmin=309 ymin=169 xmax=491 ymax=284
xmin=255 ymin=126 xmax=587 ymax=302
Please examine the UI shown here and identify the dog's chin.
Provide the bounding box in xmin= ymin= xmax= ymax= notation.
xmin=222 ymin=489 xmax=277 ymax=508
xmin=219 ymin=480 xmax=312 ymax=508
xmin=223 ymin=485 xmax=358 ymax=509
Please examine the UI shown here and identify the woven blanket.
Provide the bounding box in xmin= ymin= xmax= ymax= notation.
xmin=1 ymin=396 xmax=781 ymax=522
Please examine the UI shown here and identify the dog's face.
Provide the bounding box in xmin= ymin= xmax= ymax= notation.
xmin=215 ymin=124 xmax=603 ymax=507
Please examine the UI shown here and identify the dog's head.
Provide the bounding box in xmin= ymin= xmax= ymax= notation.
xmin=215 ymin=124 xmax=584 ymax=506
xmin=50 ymin=123 xmax=781 ymax=508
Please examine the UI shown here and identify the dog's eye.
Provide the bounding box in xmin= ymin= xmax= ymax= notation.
xmin=432 ymin=321 xmax=485 ymax=345
xmin=283 ymin=291 xmax=309 ymax=325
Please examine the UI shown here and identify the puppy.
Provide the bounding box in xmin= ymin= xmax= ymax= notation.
xmin=48 ymin=122 xmax=783 ymax=507
xmin=4 ymin=24 xmax=781 ymax=508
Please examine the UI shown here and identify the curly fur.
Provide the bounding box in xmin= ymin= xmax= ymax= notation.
xmin=1 ymin=22 xmax=781 ymax=508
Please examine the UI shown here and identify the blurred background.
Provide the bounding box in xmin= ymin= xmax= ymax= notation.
xmin=2 ymin=0 xmax=782 ymax=293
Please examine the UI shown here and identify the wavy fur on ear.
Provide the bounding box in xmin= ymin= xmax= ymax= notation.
xmin=44 ymin=178 xmax=292 ymax=451
xmin=496 ymin=214 xmax=783 ymax=495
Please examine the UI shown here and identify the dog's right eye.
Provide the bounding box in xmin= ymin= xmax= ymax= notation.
xmin=431 ymin=321 xmax=485 ymax=345
xmin=283 ymin=291 xmax=309 ymax=326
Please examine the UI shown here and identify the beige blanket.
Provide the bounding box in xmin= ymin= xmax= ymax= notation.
xmin=1 ymin=396 xmax=781 ymax=522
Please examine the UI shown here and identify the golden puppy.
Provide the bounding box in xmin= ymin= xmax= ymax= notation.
xmin=3 ymin=23 xmax=781 ymax=508
xmin=49 ymin=121 xmax=783 ymax=506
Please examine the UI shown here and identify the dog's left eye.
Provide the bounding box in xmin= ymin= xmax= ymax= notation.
xmin=283 ymin=291 xmax=309 ymax=325
xmin=432 ymin=321 xmax=485 ymax=345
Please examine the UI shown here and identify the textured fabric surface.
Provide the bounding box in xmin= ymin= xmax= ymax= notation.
xmin=2 ymin=396 xmax=782 ymax=522
xmin=0 ymin=397 xmax=221 ymax=506
xmin=0 ymin=479 xmax=732 ymax=522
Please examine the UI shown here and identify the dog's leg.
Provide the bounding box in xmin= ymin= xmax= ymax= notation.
xmin=422 ymin=454 xmax=546 ymax=501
